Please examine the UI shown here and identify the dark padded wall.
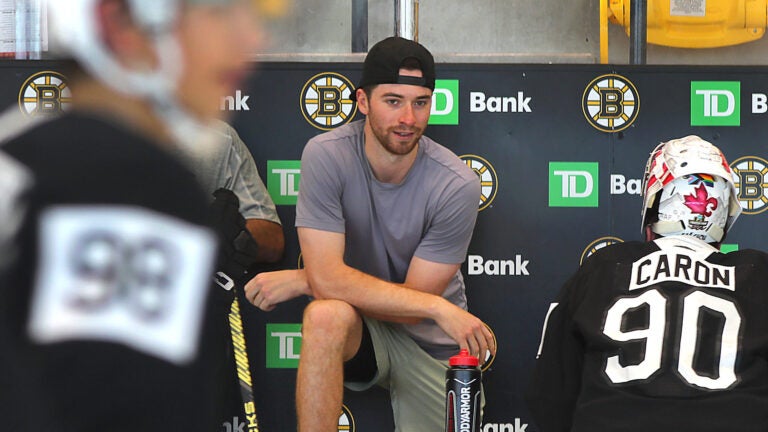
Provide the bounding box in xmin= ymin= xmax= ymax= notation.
xmin=2 ymin=61 xmax=766 ymax=432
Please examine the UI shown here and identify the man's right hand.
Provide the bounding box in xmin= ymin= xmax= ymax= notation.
xmin=434 ymin=300 xmax=496 ymax=361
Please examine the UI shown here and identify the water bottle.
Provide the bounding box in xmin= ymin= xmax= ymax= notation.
xmin=445 ymin=348 xmax=481 ymax=432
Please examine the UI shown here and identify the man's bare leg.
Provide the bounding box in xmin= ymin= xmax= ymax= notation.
xmin=296 ymin=299 xmax=363 ymax=432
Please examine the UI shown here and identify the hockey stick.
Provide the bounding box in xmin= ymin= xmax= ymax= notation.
xmin=210 ymin=189 xmax=261 ymax=430
xmin=220 ymin=272 xmax=260 ymax=432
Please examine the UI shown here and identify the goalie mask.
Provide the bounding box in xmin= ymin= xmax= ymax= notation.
xmin=641 ymin=135 xmax=741 ymax=243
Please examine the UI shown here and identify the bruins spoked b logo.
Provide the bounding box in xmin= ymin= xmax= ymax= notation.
xmin=730 ymin=156 xmax=768 ymax=215
xmin=580 ymin=236 xmax=624 ymax=265
xmin=459 ymin=155 xmax=498 ymax=211
xmin=301 ymin=72 xmax=357 ymax=130
xmin=582 ymin=74 xmax=639 ymax=133
xmin=18 ymin=71 xmax=72 ymax=117
xmin=338 ymin=404 xmax=355 ymax=432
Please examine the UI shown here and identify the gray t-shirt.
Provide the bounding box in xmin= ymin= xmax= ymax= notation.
xmin=296 ymin=120 xmax=480 ymax=358
xmin=180 ymin=121 xmax=280 ymax=225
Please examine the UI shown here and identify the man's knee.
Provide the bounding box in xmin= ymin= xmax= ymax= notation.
xmin=301 ymin=299 xmax=359 ymax=338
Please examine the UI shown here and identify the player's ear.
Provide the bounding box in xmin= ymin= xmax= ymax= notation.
xmin=356 ymin=88 xmax=369 ymax=115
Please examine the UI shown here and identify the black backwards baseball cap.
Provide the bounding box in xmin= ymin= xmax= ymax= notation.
xmin=356 ymin=37 xmax=436 ymax=95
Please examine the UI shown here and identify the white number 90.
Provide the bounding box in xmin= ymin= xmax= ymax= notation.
xmin=603 ymin=288 xmax=741 ymax=390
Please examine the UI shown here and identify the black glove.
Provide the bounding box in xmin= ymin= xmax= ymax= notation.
xmin=209 ymin=188 xmax=260 ymax=284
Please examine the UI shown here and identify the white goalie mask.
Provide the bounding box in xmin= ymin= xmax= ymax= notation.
xmin=641 ymin=135 xmax=741 ymax=243
xmin=653 ymin=174 xmax=731 ymax=243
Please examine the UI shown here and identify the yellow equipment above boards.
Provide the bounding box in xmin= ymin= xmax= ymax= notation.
xmin=606 ymin=0 xmax=766 ymax=49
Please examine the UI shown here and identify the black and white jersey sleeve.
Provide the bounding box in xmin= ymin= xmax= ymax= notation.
xmin=525 ymin=255 xmax=594 ymax=432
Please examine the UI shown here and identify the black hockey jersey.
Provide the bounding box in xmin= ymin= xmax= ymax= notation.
xmin=0 ymin=112 xmax=231 ymax=431
xmin=527 ymin=236 xmax=768 ymax=432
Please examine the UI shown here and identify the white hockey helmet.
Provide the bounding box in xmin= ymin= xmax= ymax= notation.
xmin=45 ymin=0 xmax=274 ymax=147
xmin=46 ymin=0 xmax=184 ymax=101
xmin=641 ymin=135 xmax=741 ymax=243
xmin=46 ymin=0 xmax=286 ymax=101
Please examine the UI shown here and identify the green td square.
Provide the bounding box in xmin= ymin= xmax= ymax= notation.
xmin=429 ymin=79 xmax=459 ymax=125
xmin=549 ymin=162 xmax=599 ymax=207
xmin=266 ymin=323 xmax=302 ymax=369
xmin=267 ymin=160 xmax=301 ymax=205
xmin=691 ymin=81 xmax=741 ymax=126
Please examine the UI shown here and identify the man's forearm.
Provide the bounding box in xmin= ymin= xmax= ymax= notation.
xmin=307 ymin=265 xmax=447 ymax=324
xmin=245 ymin=219 xmax=285 ymax=263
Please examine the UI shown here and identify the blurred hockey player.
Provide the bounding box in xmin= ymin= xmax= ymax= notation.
xmin=0 ymin=1 xmax=269 ymax=430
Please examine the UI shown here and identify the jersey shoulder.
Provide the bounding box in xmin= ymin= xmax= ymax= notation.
xmin=712 ymin=248 xmax=768 ymax=266
xmin=581 ymin=240 xmax=655 ymax=267
xmin=4 ymin=112 xmax=209 ymax=224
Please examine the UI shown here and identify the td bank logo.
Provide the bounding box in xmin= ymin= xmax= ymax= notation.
xmin=467 ymin=254 xmax=530 ymax=276
xmin=267 ymin=160 xmax=301 ymax=205
xmin=482 ymin=419 xmax=529 ymax=432
xmin=429 ymin=79 xmax=459 ymax=125
xmin=691 ymin=81 xmax=740 ymax=126
xmin=266 ymin=323 xmax=302 ymax=369
xmin=549 ymin=162 xmax=599 ymax=207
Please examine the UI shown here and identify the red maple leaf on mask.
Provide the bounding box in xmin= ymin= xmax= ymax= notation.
xmin=684 ymin=183 xmax=718 ymax=216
